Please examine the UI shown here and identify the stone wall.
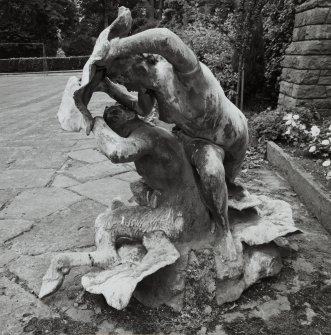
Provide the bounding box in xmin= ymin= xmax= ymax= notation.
xmin=278 ymin=0 xmax=331 ymax=116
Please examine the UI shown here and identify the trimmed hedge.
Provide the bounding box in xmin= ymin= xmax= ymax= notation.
xmin=0 ymin=56 xmax=89 ymax=73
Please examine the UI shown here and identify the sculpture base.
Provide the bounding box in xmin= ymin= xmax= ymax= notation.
xmin=134 ymin=243 xmax=284 ymax=310
xmin=82 ymin=195 xmax=300 ymax=310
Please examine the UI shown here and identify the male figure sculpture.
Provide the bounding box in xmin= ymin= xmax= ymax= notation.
xmin=40 ymin=105 xmax=211 ymax=304
xmin=58 ymin=7 xmax=249 ymax=262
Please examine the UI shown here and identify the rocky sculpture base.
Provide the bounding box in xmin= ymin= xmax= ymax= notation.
xmin=80 ymin=194 xmax=300 ymax=311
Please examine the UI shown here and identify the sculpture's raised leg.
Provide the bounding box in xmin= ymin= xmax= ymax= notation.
xmin=39 ymin=193 xmax=184 ymax=300
xmin=38 ymin=250 xmax=119 ymax=299
xmin=177 ymin=134 xmax=237 ymax=262
xmin=39 ymin=207 xmax=120 ymax=299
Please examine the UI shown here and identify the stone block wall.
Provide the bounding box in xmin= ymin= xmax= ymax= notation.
xmin=278 ymin=0 xmax=331 ymax=116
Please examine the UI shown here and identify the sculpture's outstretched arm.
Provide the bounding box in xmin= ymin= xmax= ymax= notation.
xmin=97 ymin=79 xmax=155 ymax=117
xmin=92 ymin=117 xmax=152 ymax=163
xmin=108 ymin=28 xmax=199 ymax=74
xmin=72 ymin=6 xmax=132 ymax=135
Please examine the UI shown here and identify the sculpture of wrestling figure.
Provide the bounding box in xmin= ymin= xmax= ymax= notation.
xmin=41 ymin=8 xmax=301 ymax=310
xmin=57 ymin=6 xmax=249 ymax=263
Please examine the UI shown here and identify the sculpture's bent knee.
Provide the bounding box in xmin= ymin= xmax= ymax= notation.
xmin=193 ymin=145 xmax=226 ymax=183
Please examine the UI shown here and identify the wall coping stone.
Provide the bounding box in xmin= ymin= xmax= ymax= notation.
xmin=297 ymin=0 xmax=331 ymax=13
xmin=267 ymin=141 xmax=331 ymax=234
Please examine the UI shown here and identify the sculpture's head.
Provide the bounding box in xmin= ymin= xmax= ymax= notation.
xmin=107 ymin=54 xmax=159 ymax=92
xmin=103 ymin=104 xmax=137 ymax=137
xmin=57 ymin=76 xmax=85 ymax=132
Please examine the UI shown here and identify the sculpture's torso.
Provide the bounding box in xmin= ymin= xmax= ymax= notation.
xmin=129 ymin=122 xmax=210 ymax=239
xmin=152 ymin=58 xmax=248 ymax=151
xmin=133 ymin=123 xmax=200 ymax=198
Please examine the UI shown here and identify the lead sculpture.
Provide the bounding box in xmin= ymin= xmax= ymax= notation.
xmin=40 ymin=7 xmax=300 ymax=310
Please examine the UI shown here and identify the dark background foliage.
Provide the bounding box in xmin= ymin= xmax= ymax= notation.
xmin=0 ymin=0 xmax=78 ymax=57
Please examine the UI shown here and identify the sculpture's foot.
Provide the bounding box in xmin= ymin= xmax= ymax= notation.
xmin=83 ymin=114 xmax=94 ymax=136
xmin=39 ymin=267 xmax=67 ymax=299
xmin=39 ymin=251 xmax=119 ymax=299
xmin=107 ymin=6 xmax=132 ymax=40
xmin=214 ymin=231 xmax=243 ymax=280
xmin=216 ymin=230 xmax=238 ymax=262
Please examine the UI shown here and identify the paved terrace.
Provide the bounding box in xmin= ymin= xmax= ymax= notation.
xmin=0 ymin=73 xmax=331 ymax=335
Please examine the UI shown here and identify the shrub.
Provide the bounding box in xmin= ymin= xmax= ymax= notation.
xmin=0 ymin=56 xmax=89 ymax=72
xmin=174 ymin=23 xmax=238 ymax=100
xmin=249 ymin=107 xmax=287 ymax=142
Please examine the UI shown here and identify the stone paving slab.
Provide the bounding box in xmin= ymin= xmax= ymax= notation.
xmin=0 ymin=219 xmax=34 ymax=244
xmin=70 ymin=138 xmax=98 ymax=151
xmin=0 ymin=169 xmax=55 ymax=189
xmin=70 ymin=176 xmax=133 ymax=206
xmin=10 ymin=199 xmax=105 ymax=255
xmin=9 ymin=253 xmax=71 ymax=294
xmin=9 ymin=148 xmax=68 ymax=170
xmin=0 ymin=247 xmax=20 ymax=268
xmin=8 ymin=252 xmax=95 ymax=322
xmin=0 ymin=276 xmax=54 ymax=335
xmin=65 ymin=160 xmax=133 ymax=182
xmin=115 ymin=171 xmax=140 ymax=182
xmin=52 ymin=174 xmax=81 ymax=188
xmin=0 ymin=139 xmax=77 ymax=152
xmin=68 ymin=148 xmax=108 ymax=164
xmin=0 ymin=190 xmax=18 ymax=208
xmin=0 ymin=188 xmax=83 ymax=220
xmin=0 ymin=147 xmax=23 ymax=170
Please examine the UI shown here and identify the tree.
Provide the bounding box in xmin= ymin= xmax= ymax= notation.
xmin=0 ymin=0 xmax=79 ymax=58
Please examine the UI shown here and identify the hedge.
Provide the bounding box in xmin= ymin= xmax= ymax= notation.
xmin=0 ymin=56 xmax=89 ymax=73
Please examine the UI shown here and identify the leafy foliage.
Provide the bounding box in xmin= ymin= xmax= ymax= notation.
xmin=162 ymin=1 xmax=238 ymax=100
xmin=175 ymin=24 xmax=238 ymax=99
